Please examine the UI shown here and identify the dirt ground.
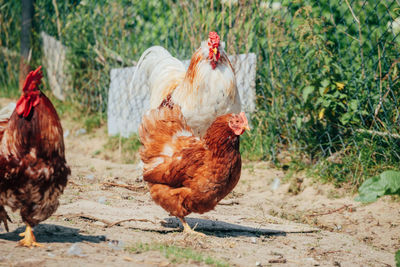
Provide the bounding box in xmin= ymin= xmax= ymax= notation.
xmin=0 ymin=99 xmax=399 ymax=267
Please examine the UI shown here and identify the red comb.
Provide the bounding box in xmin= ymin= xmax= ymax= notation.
xmin=22 ymin=66 xmax=43 ymax=92
xmin=208 ymin=32 xmax=220 ymax=47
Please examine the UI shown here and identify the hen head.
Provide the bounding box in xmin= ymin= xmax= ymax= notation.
xmin=207 ymin=31 xmax=221 ymax=69
xmin=16 ymin=66 xmax=43 ymax=118
xmin=228 ymin=112 xmax=250 ymax=135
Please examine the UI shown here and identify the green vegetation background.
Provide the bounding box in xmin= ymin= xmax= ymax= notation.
xmin=1 ymin=0 xmax=399 ymax=188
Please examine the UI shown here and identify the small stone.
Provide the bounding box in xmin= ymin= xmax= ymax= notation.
xmin=47 ymin=252 xmax=55 ymax=258
xmin=251 ymin=237 xmax=257 ymax=244
xmin=255 ymin=262 xmax=262 ymax=266
xmin=63 ymin=129 xmax=70 ymax=138
xmin=85 ymin=174 xmax=95 ymax=180
xmin=75 ymin=128 xmax=87 ymax=136
xmin=98 ymin=197 xmax=107 ymax=204
xmin=67 ymin=243 xmax=86 ymax=257
xmin=271 ymin=178 xmax=280 ymax=191
xmin=108 ymin=240 xmax=124 ymax=250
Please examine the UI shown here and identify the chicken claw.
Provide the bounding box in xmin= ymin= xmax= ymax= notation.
xmin=0 ymin=206 xmax=12 ymax=232
xmin=179 ymin=218 xmax=206 ymax=237
xmin=18 ymin=225 xmax=44 ymax=248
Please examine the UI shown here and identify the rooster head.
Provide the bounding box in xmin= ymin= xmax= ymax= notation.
xmin=228 ymin=112 xmax=250 ymax=135
xmin=208 ymin=31 xmax=221 ymax=69
xmin=16 ymin=66 xmax=43 ymax=118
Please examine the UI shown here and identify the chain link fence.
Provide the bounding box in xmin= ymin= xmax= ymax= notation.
xmin=0 ymin=0 xmax=399 ymax=184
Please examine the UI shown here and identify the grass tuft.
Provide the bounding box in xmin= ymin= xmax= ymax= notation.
xmin=126 ymin=242 xmax=230 ymax=267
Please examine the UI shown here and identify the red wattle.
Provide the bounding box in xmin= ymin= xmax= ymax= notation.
xmin=16 ymin=96 xmax=27 ymax=116
xmin=16 ymin=91 xmax=41 ymax=118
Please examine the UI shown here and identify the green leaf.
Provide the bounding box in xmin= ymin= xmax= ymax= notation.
xmin=321 ymin=79 xmax=330 ymax=88
xmin=380 ymin=171 xmax=400 ymax=194
xmin=302 ymin=86 xmax=314 ymax=102
xmin=396 ymin=250 xmax=400 ymax=267
xmin=355 ymin=176 xmax=386 ymax=203
xmin=319 ymin=85 xmax=326 ymax=96
xmin=355 ymin=171 xmax=400 ymax=203
xmin=349 ymin=99 xmax=359 ymax=111
xmin=339 ymin=113 xmax=352 ymax=125
xmin=296 ymin=117 xmax=302 ymax=128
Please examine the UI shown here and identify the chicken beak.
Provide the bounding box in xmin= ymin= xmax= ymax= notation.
xmin=213 ymin=48 xmax=218 ymax=55
xmin=239 ymin=112 xmax=250 ymax=131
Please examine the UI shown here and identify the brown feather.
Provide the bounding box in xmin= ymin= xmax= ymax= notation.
xmin=184 ymin=49 xmax=203 ymax=89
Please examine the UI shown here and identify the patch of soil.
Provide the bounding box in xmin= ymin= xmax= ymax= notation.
xmin=0 ymin=106 xmax=398 ymax=266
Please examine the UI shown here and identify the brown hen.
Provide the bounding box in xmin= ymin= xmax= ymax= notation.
xmin=139 ymin=104 xmax=249 ymax=235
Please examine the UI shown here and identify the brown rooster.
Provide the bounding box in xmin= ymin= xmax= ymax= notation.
xmin=131 ymin=31 xmax=241 ymax=137
xmin=139 ymin=103 xmax=249 ymax=235
xmin=0 ymin=66 xmax=70 ymax=247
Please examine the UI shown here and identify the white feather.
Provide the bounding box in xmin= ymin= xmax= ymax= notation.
xmin=147 ymin=157 xmax=164 ymax=170
xmin=129 ymin=46 xmax=185 ymax=109
xmin=174 ymin=130 xmax=193 ymax=138
xmin=161 ymin=144 xmax=174 ymax=157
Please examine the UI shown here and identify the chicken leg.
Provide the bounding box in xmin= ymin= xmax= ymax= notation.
xmin=0 ymin=206 xmax=11 ymax=232
xmin=18 ymin=225 xmax=43 ymax=248
xmin=179 ymin=217 xmax=205 ymax=236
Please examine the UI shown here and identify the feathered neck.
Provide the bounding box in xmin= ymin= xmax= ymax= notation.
xmin=203 ymin=117 xmax=240 ymax=157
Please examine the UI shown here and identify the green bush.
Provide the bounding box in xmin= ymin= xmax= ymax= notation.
xmin=1 ymin=0 xmax=399 ymax=188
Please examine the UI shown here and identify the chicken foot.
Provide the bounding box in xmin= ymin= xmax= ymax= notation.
xmin=18 ymin=224 xmax=44 ymax=248
xmin=0 ymin=206 xmax=12 ymax=232
xmin=179 ymin=217 xmax=205 ymax=237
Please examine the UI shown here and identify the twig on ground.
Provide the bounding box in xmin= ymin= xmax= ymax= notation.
xmin=306 ymin=205 xmax=352 ymax=217
xmin=101 ymin=182 xmax=145 ymax=191
xmin=219 ymin=200 xmax=240 ymax=206
xmin=54 ymin=213 xmax=112 ymax=225
xmin=269 ymin=258 xmax=287 ymax=263
xmin=54 ymin=213 xmax=157 ymax=228
xmin=68 ymin=180 xmax=81 ymax=186
xmin=107 ymin=218 xmax=157 ymax=227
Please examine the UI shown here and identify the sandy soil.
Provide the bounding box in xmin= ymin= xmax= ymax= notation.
xmin=0 ymin=100 xmax=398 ymax=267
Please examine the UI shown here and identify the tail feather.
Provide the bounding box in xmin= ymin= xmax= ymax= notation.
xmin=139 ymin=105 xmax=192 ymax=151
xmin=129 ymin=46 xmax=185 ymax=109
xmin=0 ymin=102 xmax=16 ymax=121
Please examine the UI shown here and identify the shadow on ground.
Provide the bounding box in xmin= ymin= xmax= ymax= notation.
xmin=0 ymin=224 xmax=106 ymax=243
xmin=162 ymin=217 xmax=289 ymax=237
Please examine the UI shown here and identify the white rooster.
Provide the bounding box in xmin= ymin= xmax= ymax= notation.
xmin=131 ymin=31 xmax=241 ymax=137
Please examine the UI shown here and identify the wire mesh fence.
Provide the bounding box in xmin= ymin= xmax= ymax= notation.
xmin=0 ymin=0 xmax=399 ymax=184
